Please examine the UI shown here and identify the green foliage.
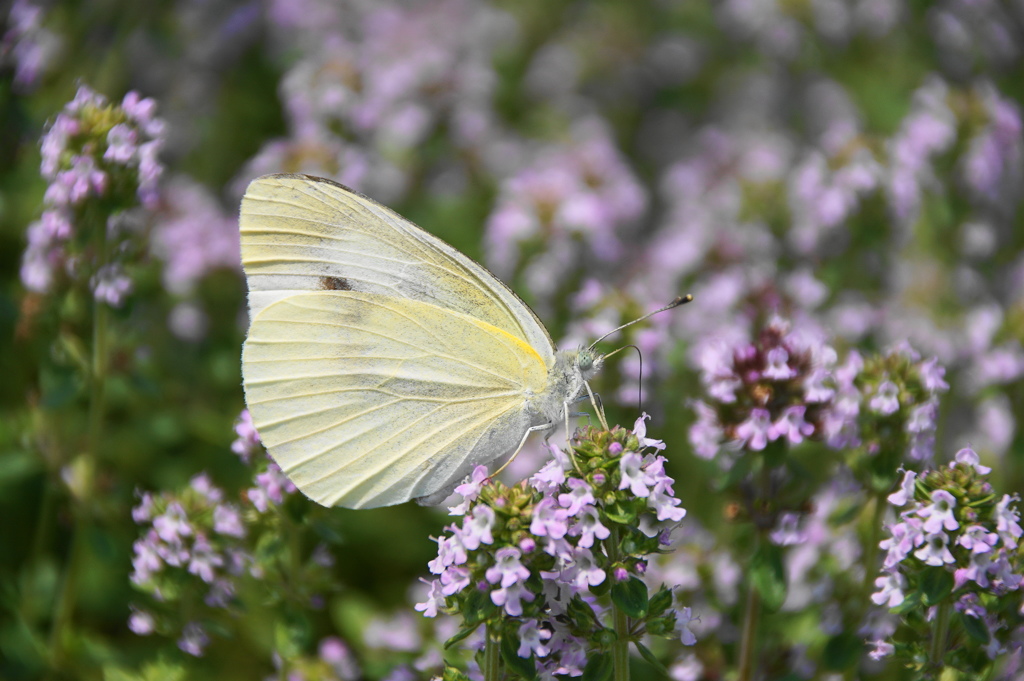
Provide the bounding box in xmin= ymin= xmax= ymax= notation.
xmin=750 ymin=543 xmax=787 ymax=613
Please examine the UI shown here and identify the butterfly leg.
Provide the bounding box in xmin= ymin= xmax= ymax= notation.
xmin=489 ymin=422 xmax=554 ymax=478
xmin=564 ymin=395 xmax=591 ymax=425
xmin=583 ymin=380 xmax=609 ymax=430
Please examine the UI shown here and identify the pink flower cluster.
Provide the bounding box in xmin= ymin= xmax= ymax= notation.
xmin=246 ymin=0 xmax=510 ymax=202
xmin=825 ymin=342 xmax=949 ymax=462
xmin=130 ymin=474 xmax=249 ymax=656
xmin=871 ymin=448 xmax=1023 ymax=658
xmin=230 ymin=409 xmax=296 ymax=510
xmin=484 ymin=122 xmax=647 ymax=296
xmin=21 ymin=85 xmax=165 ymax=304
xmin=416 ymin=416 xmax=691 ymax=677
xmin=689 ymin=317 xmax=838 ymax=463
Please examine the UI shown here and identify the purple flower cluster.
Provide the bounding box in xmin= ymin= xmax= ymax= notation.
xmin=130 ymin=473 xmax=249 ymax=656
xmin=265 ymin=636 xmax=362 ymax=681
xmin=231 ymin=409 xmax=261 ymax=463
xmin=130 ymin=416 xmax=332 ymax=660
xmin=150 ymin=177 xmax=241 ymax=299
xmin=886 ymin=77 xmax=957 ymax=223
xmin=1 ymin=0 xmax=59 ymax=89
xmin=961 ymin=84 xmax=1023 ymax=205
xmin=826 ymin=342 xmax=949 ymax=475
xmin=689 ymin=316 xmax=838 ymax=464
xmin=245 ymin=0 xmax=511 ymax=202
xmin=21 ymin=85 xmax=165 ymax=305
xmin=718 ymin=0 xmax=901 ymax=60
xmin=416 ymin=417 xmax=691 ymax=676
xmin=230 ymin=409 xmax=297 ymax=510
xmin=484 ymin=121 xmax=647 ymax=299
xmin=788 ymin=130 xmax=881 ymax=254
xmin=871 ymin=448 xmax=1024 ymax=661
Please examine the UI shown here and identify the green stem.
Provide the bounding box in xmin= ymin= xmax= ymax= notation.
xmin=484 ymin=623 xmax=501 ymax=681
xmin=839 ymin=493 xmax=888 ymax=681
xmin=49 ymin=288 xmax=109 ymax=669
xmin=27 ymin=477 xmax=56 ymax=574
xmin=927 ymin=601 xmax=952 ymax=674
xmin=607 ymin=527 xmax=630 ymax=681
xmin=737 ymin=575 xmax=761 ymax=681
xmin=90 ymin=305 xmax=108 ymax=440
xmin=860 ymin=493 xmax=886 ymax=597
xmin=738 ymin=458 xmax=774 ymax=681
xmin=48 ymin=511 xmax=86 ymax=670
xmin=612 ymin=599 xmax=630 ymax=681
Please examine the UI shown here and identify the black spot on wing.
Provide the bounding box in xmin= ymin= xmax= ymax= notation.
xmin=319 ymin=276 xmax=353 ymax=291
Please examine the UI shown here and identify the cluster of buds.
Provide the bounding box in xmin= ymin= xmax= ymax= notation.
xmin=870 ymin=448 xmax=1023 ymax=674
xmin=416 ymin=418 xmax=694 ymax=678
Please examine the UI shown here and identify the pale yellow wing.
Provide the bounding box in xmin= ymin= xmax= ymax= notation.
xmin=241 ymin=291 xmax=550 ymax=509
xmin=240 ymin=174 xmax=555 ymax=365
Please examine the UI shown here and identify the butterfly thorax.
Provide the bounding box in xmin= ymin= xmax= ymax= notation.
xmin=531 ymin=348 xmax=604 ymax=426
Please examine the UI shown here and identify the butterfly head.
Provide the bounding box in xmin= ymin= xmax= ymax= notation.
xmin=575 ymin=346 xmax=603 ymax=381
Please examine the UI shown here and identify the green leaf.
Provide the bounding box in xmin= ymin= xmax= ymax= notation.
xmin=822 ymin=632 xmax=862 ymax=671
xmin=40 ymin=365 xmax=82 ymax=408
xmin=892 ymin=589 xmax=922 ymax=615
xmin=501 ymin=633 xmax=537 ymax=680
xmin=442 ymin=664 xmax=472 ymax=681
xmin=445 ymin=623 xmax=483 ymax=650
xmin=717 ymin=455 xmax=752 ymax=491
xmin=604 ymin=502 xmax=634 ymax=524
xmin=920 ymin=567 xmax=954 ymax=606
xmin=611 ymin=577 xmax=649 ymax=619
xmin=635 ymin=641 xmax=669 ymax=675
xmin=274 ymin=612 xmax=311 ymax=659
xmin=648 ymin=586 xmax=674 ymax=617
xmin=308 ymin=519 xmax=344 ymax=545
xmin=104 ymin=661 xmax=187 ymax=681
xmin=581 ymin=652 xmax=612 ymax=681
xmin=960 ymin=613 xmax=990 ymax=644
xmin=567 ymin=597 xmax=600 ymax=630
xmin=750 ymin=544 xmax=787 ymax=612
xmin=0 ymin=450 xmax=42 ymax=488
xmin=762 ymin=440 xmax=787 ymax=468
xmin=462 ymin=588 xmax=491 ymax=626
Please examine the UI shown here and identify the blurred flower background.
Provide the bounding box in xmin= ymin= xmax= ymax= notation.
xmin=1 ymin=0 xmax=1023 ymax=679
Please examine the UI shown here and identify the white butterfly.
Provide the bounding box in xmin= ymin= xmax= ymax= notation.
xmin=239 ymin=174 xmax=686 ymax=509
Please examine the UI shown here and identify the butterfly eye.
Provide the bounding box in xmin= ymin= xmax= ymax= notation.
xmin=577 ymin=349 xmax=603 ymax=373
xmin=577 ymin=350 xmax=593 ymax=372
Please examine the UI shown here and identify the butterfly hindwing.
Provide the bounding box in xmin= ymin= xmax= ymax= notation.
xmin=241 ymin=291 xmax=549 ymax=508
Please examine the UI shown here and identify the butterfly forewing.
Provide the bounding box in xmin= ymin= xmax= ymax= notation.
xmin=240 ymin=174 xmax=555 ymax=365
xmin=242 ymin=291 xmax=549 ymax=508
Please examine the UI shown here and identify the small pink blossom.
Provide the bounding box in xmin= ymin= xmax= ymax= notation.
xmin=485 ymin=547 xmax=530 ymax=588
xmin=735 ymin=408 xmax=771 ymax=451
xmin=618 ymin=452 xmax=650 ymax=497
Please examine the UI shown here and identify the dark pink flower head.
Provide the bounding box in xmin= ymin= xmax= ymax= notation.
xmin=690 ymin=317 xmax=839 ymax=461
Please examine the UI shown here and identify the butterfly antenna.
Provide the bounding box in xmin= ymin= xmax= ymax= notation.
xmin=637 ymin=348 xmax=643 ymax=414
xmin=587 ymin=294 xmax=693 ymax=352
